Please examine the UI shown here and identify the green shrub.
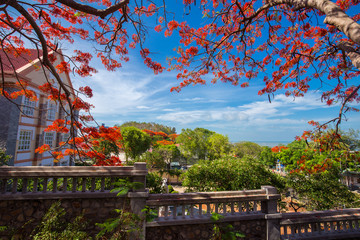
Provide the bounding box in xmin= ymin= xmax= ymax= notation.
xmin=182 ymin=156 xmax=285 ymax=192
xmin=286 ymin=170 xmax=360 ymax=210
xmin=146 ymin=172 xmax=163 ymax=193
xmin=31 ymin=201 xmax=89 ymax=240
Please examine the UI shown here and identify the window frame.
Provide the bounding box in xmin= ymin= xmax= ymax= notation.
xmin=18 ymin=130 xmax=32 ymax=151
xmin=44 ymin=132 xmax=54 ymax=147
xmin=47 ymin=101 xmax=57 ymax=120
xmin=22 ymin=96 xmax=36 ymax=116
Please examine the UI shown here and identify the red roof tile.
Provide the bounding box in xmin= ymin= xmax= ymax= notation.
xmin=0 ymin=49 xmax=43 ymax=72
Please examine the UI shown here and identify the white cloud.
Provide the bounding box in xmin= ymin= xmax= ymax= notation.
xmin=137 ymin=106 xmax=151 ymax=109
xmin=156 ymin=91 xmax=334 ymax=125
xmin=74 ymin=69 xmax=175 ymax=115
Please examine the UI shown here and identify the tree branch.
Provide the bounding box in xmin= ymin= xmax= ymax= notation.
xmin=337 ymin=41 xmax=360 ymax=70
xmin=56 ymin=0 xmax=129 ymax=19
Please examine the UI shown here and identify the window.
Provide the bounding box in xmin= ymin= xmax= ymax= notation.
xmin=60 ymin=133 xmax=70 ymax=147
xmin=47 ymin=101 xmax=57 ymax=120
xmin=23 ymin=96 xmax=36 ymax=116
xmin=44 ymin=132 xmax=54 ymax=147
xmin=62 ymin=133 xmax=70 ymax=142
xmin=18 ymin=130 xmax=32 ymax=151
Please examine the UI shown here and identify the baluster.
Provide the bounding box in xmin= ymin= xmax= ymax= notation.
xmin=253 ymin=201 xmax=257 ymax=213
xmin=238 ymin=202 xmax=242 ymax=214
xmin=173 ymin=205 xmax=177 ymax=219
xmin=310 ymin=223 xmax=316 ymax=235
xmin=215 ymin=203 xmax=218 ymax=214
xmin=282 ymin=225 xmax=287 ymax=237
xmin=330 ymin=222 xmax=335 ymax=233
xmin=335 ymin=221 xmax=340 ymax=232
xmin=32 ymin=178 xmax=38 ymax=193
xmin=12 ymin=178 xmax=18 ymax=193
xmin=199 ymin=204 xmax=202 ymax=217
xmin=291 ymin=225 xmax=296 ymax=236
xmin=207 ymin=203 xmax=211 ymax=216
xmin=354 ymin=220 xmax=359 ymax=230
xmin=53 ymin=178 xmax=58 ymax=193
xmin=72 ymin=177 xmax=77 ymax=192
xmin=82 ymin=177 xmax=86 ymax=192
xmin=349 ymin=220 xmax=354 ymax=231
xmin=110 ymin=177 xmax=114 ymax=190
xmin=63 ymin=177 xmax=68 ymax=192
xmin=296 ymin=224 xmax=300 ymax=236
xmin=22 ymin=178 xmax=28 ymax=193
xmin=164 ymin=205 xmax=169 ymax=220
xmin=1 ymin=179 xmax=6 ymax=193
xmin=91 ymin=178 xmax=96 ymax=192
xmin=245 ymin=201 xmax=250 ymax=213
xmin=100 ymin=177 xmax=105 ymax=192
xmin=320 ymin=222 xmax=324 ymax=234
xmin=182 ymin=205 xmax=186 ymax=218
xmin=156 ymin=206 xmax=160 ymax=220
xmin=230 ymin=202 xmax=235 ymax=215
xmin=190 ymin=205 xmax=194 ymax=218
xmin=304 ymin=223 xmax=309 ymax=235
xmin=43 ymin=178 xmax=48 ymax=193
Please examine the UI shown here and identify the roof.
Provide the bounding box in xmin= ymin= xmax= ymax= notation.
xmin=0 ymin=49 xmax=43 ymax=72
xmin=0 ymin=48 xmax=76 ymax=97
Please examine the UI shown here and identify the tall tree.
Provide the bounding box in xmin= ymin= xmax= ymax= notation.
xmin=232 ymin=141 xmax=263 ymax=159
xmin=176 ymin=128 xmax=214 ymax=161
xmin=208 ymin=133 xmax=231 ymax=160
xmin=121 ymin=126 xmax=151 ymax=161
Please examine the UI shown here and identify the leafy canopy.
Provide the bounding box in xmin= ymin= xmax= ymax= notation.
xmin=121 ymin=126 xmax=152 ymax=161
xmin=1 ymin=0 xmax=359 ymax=164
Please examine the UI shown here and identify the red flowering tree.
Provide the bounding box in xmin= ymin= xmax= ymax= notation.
xmin=164 ymin=0 xmax=360 ymax=143
xmin=1 ymin=0 xmax=359 ymax=165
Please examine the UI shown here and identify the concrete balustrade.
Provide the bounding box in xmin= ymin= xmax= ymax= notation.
xmin=1 ymin=164 xmax=360 ymax=240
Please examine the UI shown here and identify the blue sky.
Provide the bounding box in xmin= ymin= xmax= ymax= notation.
xmin=67 ymin=2 xmax=360 ymax=143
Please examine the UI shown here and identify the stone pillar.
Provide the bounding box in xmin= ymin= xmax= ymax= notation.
xmin=128 ymin=162 xmax=148 ymax=240
xmin=261 ymin=185 xmax=282 ymax=240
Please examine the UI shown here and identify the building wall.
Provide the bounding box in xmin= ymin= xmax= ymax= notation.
xmin=1 ymin=53 xmax=74 ymax=166
xmin=0 ymin=88 xmax=22 ymax=166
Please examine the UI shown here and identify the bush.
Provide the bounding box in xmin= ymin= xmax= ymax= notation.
xmin=286 ymin=170 xmax=360 ymax=210
xmin=31 ymin=201 xmax=89 ymax=240
xmin=182 ymin=156 xmax=285 ymax=192
xmin=0 ymin=148 xmax=11 ymax=166
xmin=146 ymin=172 xmax=163 ymax=193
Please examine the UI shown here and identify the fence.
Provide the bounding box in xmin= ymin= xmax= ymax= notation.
xmin=0 ymin=163 xmax=148 ymax=239
xmin=1 ymin=164 xmax=360 ymax=240
xmin=280 ymin=209 xmax=360 ymax=239
xmin=146 ymin=186 xmax=281 ymax=239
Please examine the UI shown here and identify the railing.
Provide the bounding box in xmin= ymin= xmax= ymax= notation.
xmin=0 ymin=162 xmax=147 ymax=200
xmin=280 ymin=209 xmax=360 ymax=239
xmin=146 ymin=186 xmax=280 ymax=226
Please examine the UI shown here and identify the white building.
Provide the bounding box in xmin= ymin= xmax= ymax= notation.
xmin=0 ymin=49 xmax=76 ymax=166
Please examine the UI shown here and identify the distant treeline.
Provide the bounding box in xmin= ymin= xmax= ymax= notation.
xmin=117 ymin=121 xmax=176 ymax=135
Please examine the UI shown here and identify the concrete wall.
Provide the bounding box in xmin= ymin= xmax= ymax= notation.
xmin=146 ymin=219 xmax=266 ymax=240
xmin=0 ymin=197 xmax=129 ymax=239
